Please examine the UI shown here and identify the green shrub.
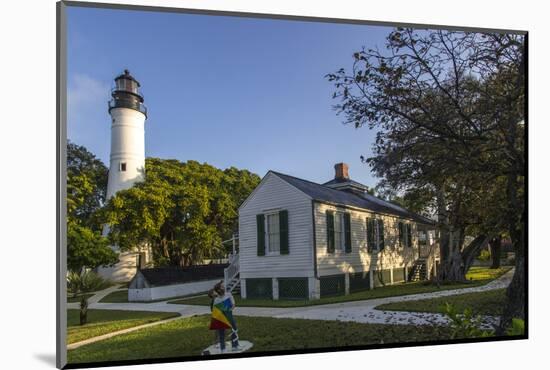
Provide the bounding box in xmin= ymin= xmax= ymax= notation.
xmin=442 ymin=303 xmax=494 ymax=339
xmin=506 ymin=318 xmax=525 ymax=336
xmin=67 ymin=270 xmax=112 ymax=295
xmin=67 ymin=271 xmax=112 ymax=325
xmin=477 ymin=250 xmax=491 ymax=262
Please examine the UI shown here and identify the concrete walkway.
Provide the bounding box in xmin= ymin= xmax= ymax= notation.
xmin=67 ymin=284 xmax=127 ymax=310
xmin=70 ymin=269 xmax=513 ymax=327
xmin=229 ymin=268 xmax=513 ymax=328
xmin=263 ymin=268 xmax=513 ymax=327
xmin=66 ymin=269 xmax=513 ymax=349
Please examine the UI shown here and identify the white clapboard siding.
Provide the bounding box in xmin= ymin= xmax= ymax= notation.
xmin=314 ymin=202 xmax=418 ymax=276
xmin=239 ymin=172 xmax=314 ymax=279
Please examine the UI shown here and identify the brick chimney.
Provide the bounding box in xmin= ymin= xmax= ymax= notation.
xmin=334 ymin=163 xmax=349 ymax=180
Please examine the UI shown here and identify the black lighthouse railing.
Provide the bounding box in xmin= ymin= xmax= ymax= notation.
xmin=108 ymin=69 xmax=147 ymax=117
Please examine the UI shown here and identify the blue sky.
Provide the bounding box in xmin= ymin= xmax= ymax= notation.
xmin=67 ymin=6 xmax=394 ymax=188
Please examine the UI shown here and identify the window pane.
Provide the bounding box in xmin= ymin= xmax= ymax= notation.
xmin=334 ymin=214 xmax=340 ymax=232
xmin=334 ymin=214 xmax=339 ymax=248
xmin=335 ymin=232 xmax=341 ymax=251
xmin=267 ymin=213 xmax=280 ymax=253
xmin=271 ymin=232 xmax=280 ymax=253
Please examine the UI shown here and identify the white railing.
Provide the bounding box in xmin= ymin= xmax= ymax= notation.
xmin=221 ymin=234 xmax=239 ymax=255
xmin=224 ymin=253 xmax=239 ymax=280
xmin=223 ymin=234 xmax=240 ymax=292
xmin=224 ymin=252 xmax=240 ymax=292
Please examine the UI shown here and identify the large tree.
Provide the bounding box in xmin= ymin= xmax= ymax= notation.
xmin=102 ymin=158 xmax=260 ymax=267
xmin=327 ymin=29 xmax=525 ymax=327
xmin=67 ymin=141 xmax=109 ymax=230
xmin=67 ymin=141 xmax=117 ymax=272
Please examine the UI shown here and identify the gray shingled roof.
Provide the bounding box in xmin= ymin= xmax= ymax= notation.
xmin=138 ymin=264 xmax=227 ymax=287
xmin=323 ymin=178 xmax=368 ymax=189
xmin=271 ymin=171 xmax=434 ymax=225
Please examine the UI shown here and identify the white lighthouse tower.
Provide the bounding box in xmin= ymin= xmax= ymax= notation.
xmin=100 ymin=70 xmax=150 ymax=282
xmin=106 ymin=69 xmax=147 ymax=199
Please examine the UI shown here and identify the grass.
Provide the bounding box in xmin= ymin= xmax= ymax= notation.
xmin=68 ymin=314 xmax=455 ymax=364
xmin=99 ymin=290 xmax=129 ymax=303
xmin=170 ymin=267 xmax=511 ymax=308
xmin=465 ymin=266 xmax=510 ymax=281
xmin=375 ymin=289 xmax=507 ymax=316
xmin=67 ymin=293 xmax=95 ymax=303
xmin=67 ymin=309 xmax=179 ymax=344
xmin=99 ymin=289 xmax=208 ymax=303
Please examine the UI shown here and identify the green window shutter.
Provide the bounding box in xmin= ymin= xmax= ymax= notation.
xmin=344 ymin=213 xmax=352 ymax=253
xmin=256 ymin=214 xmax=265 ymax=256
xmin=279 ymin=210 xmax=289 ymax=255
xmin=326 ymin=211 xmax=335 ymax=254
xmin=407 ymin=223 xmax=412 ymax=248
xmin=379 ymin=220 xmax=385 ymax=250
xmin=397 ymin=221 xmax=405 ymax=247
xmin=367 ymin=218 xmax=374 ymax=252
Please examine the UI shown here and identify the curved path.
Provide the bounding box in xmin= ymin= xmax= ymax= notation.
xmin=69 ymin=269 xmax=513 ymax=326
xmin=238 ymin=268 xmax=512 ymax=327
xmin=67 ymin=269 xmax=513 ymax=349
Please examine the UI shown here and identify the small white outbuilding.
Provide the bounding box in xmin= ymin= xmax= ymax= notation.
xmin=128 ymin=264 xmax=227 ymax=302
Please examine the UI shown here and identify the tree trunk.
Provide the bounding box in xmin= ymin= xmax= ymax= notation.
xmin=437 ymin=230 xmax=466 ymax=281
xmin=438 ymin=234 xmax=489 ymax=282
xmin=439 ymin=249 xmax=464 ymax=281
xmin=435 ymin=187 xmax=463 ymax=282
xmin=501 ymin=252 xmax=525 ymax=329
xmin=498 ymin=153 xmax=524 ymax=331
xmin=462 ymin=235 xmax=490 ymax=274
xmin=79 ymin=297 xmax=88 ymax=326
xmin=498 ymin=43 xmax=525 ymax=333
xmin=489 ymin=236 xmax=502 ymax=269
xmin=499 ymin=212 xmax=525 ymax=333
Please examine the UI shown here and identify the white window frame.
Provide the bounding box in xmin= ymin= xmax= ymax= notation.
xmin=264 ymin=211 xmax=280 ymax=256
xmin=119 ymin=162 xmax=127 ymax=172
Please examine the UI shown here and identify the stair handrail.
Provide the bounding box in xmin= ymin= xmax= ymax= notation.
xmin=221 ymin=234 xmax=239 ymax=256
xmin=224 ymin=252 xmax=240 ymax=291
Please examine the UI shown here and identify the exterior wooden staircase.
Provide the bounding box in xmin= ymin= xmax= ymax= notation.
xmin=224 ymin=252 xmax=240 ymax=294
xmin=408 ymin=258 xmax=428 ymax=282
xmin=222 ymin=234 xmax=241 ymax=294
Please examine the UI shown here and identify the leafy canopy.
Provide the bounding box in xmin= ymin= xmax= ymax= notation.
xmin=326 ymin=29 xmax=525 ymax=285
xmin=67 ymin=141 xmax=117 ymax=272
xmin=102 ymin=158 xmax=260 ymax=266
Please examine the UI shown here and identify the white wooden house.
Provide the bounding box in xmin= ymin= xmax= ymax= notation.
xmin=224 ymin=163 xmax=439 ymax=300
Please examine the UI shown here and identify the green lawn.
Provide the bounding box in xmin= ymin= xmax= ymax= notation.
xmin=170 ymin=267 xmax=511 ymax=308
xmin=465 ymin=266 xmax=510 ymax=281
xmin=68 ymin=314 xmax=455 ymax=364
xmin=67 ymin=293 xmax=95 ymax=303
xmin=99 ymin=289 xmax=208 ymax=304
xmin=376 ymin=289 xmax=507 ymax=316
xmin=99 ymin=290 xmax=129 ymax=303
xmin=67 ymin=309 xmax=179 ymax=344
